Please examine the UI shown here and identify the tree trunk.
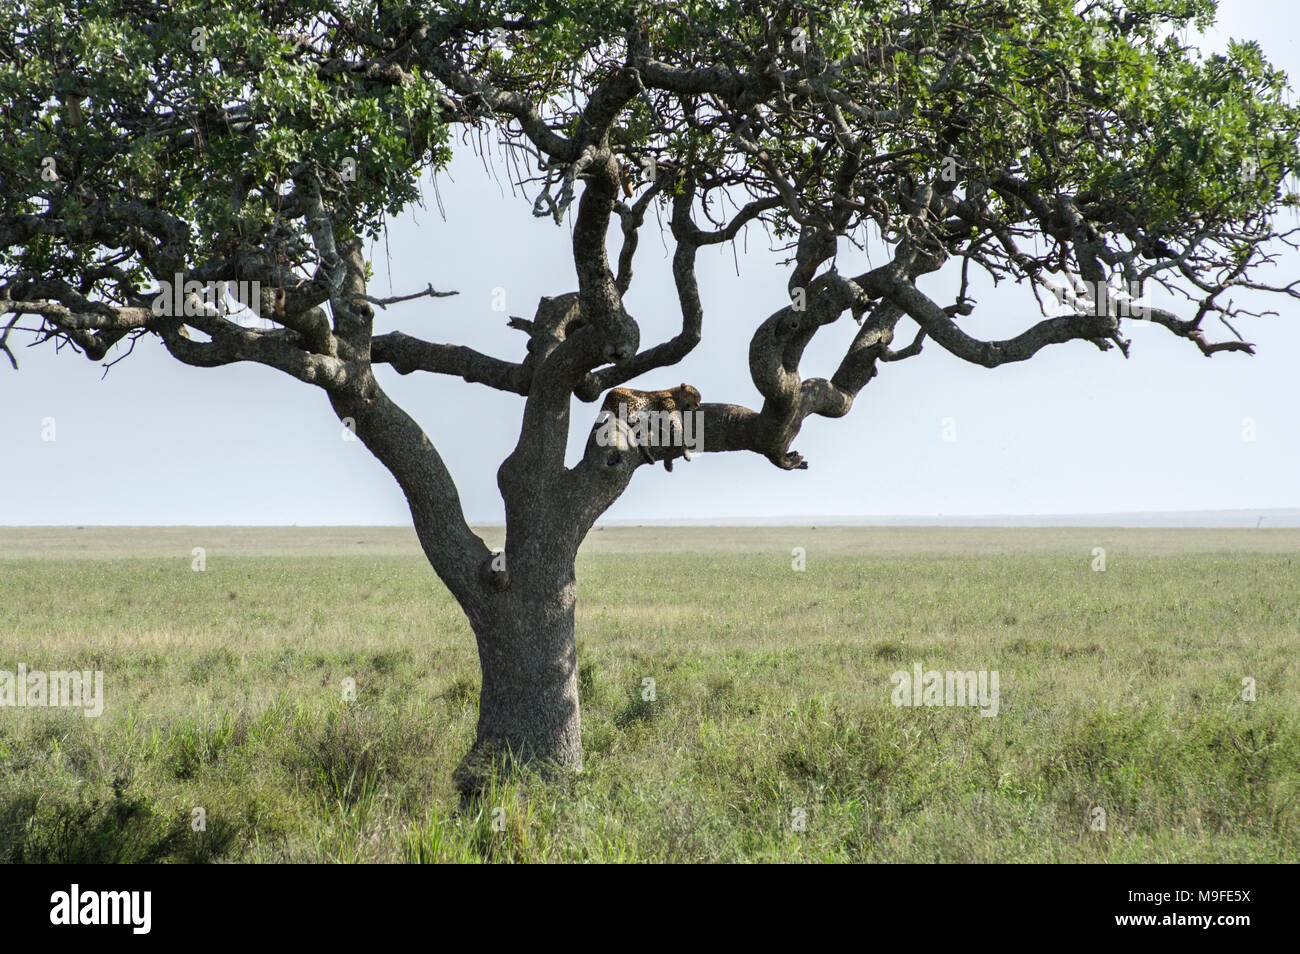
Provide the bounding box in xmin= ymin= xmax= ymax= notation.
xmin=454 ymin=571 xmax=582 ymax=794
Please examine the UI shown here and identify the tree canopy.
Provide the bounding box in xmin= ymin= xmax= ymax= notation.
xmin=3 ymin=1 xmax=1297 ymax=453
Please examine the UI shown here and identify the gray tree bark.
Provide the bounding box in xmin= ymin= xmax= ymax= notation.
xmin=458 ymin=568 xmax=583 ymax=790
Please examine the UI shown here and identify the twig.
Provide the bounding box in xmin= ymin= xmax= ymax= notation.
xmin=0 ymin=315 xmax=19 ymax=369
xmin=361 ymin=283 xmax=459 ymax=310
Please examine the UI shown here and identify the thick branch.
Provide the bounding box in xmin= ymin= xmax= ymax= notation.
xmin=372 ymin=332 xmax=530 ymax=392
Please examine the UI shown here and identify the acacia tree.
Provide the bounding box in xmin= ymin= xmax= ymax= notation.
xmin=3 ymin=0 xmax=1298 ymax=788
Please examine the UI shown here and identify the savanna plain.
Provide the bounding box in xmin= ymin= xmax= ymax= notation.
xmin=1 ymin=525 xmax=1296 ymax=863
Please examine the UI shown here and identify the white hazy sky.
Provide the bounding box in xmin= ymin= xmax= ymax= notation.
xmin=1 ymin=2 xmax=1297 ymax=525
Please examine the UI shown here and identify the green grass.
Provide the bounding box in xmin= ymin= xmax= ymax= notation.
xmin=1 ymin=526 xmax=1298 ymax=862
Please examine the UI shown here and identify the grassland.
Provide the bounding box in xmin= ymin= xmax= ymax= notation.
xmin=1 ymin=525 xmax=1297 ymax=863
